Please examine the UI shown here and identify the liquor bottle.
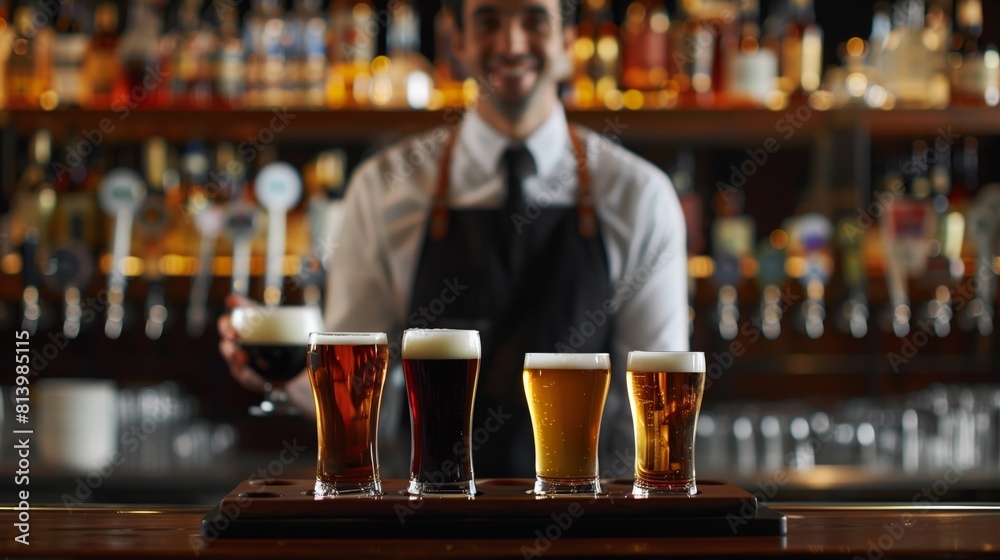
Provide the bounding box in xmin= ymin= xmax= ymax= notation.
xmin=327 ymin=0 xmax=377 ymax=108
xmin=291 ymin=0 xmax=328 ymax=108
xmin=885 ymin=0 xmax=949 ymax=108
xmin=380 ymin=0 xmax=432 ymax=109
xmin=780 ymin=0 xmax=822 ymax=97
xmin=868 ymin=1 xmax=891 ymax=77
xmin=621 ymin=1 xmax=670 ymax=93
xmin=0 ymin=0 xmax=12 ymax=109
xmin=676 ymin=0 xmax=741 ymax=107
xmin=167 ymin=0 xmax=216 ymax=109
xmin=117 ymin=0 xmax=165 ymax=110
xmin=215 ymin=0 xmax=246 ymax=109
xmin=951 ymin=0 xmax=999 ymax=107
xmin=51 ymin=0 xmax=90 ymax=108
xmin=244 ymin=0 xmax=287 ymax=107
xmin=571 ymin=0 xmax=619 ymax=108
xmin=726 ymin=0 xmax=778 ymax=106
xmin=434 ymin=4 xmax=464 ymax=106
xmin=7 ymin=5 xmax=54 ymax=109
xmin=82 ymin=2 xmax=120 ymax=109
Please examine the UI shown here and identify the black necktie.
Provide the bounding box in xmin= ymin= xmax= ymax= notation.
xmin=502 ymin=146 xmax=535 ymax=218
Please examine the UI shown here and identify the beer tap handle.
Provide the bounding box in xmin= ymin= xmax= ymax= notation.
xmin=20 ymin=229 xmax=41 ymax=335
xmin=965 ymin=185 xmax=1000 ymax=335
xmin=98 ymin=169 xmax=147 ymax=340
xmin=224 ymin=201 xmax=261 ymax=297
xmin=255 ymin=163 xmax=302 ymax=305
xmin=186 ymin=205 xmax=223 ymax=338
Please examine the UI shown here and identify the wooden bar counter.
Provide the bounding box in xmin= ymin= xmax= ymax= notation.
xmin=2 ymin=503 xmax=999 ymax=559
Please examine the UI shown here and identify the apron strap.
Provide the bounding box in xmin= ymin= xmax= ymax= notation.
xmin=432 ymin=120 xmax=595 ymax=239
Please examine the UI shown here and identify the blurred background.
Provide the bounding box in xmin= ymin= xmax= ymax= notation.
xmin=1 ymin=0 xmax=999 ymax=504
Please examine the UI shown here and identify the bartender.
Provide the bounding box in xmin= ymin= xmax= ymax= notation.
xmin=220 ymin=0 xmax=688 ymax=477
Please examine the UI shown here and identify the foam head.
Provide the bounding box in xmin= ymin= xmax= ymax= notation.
xmin=523 ymin=353 xmax=610 ymax=370
xmin=232 ymin=306 xmax=324 ymax=344
xmin=627 ymin=351 xmax=706 ymax=373
xmin=401 ymin=329 xmax=481 ymax=360
xmin=309 ymin=332 xmax=388 ymax=350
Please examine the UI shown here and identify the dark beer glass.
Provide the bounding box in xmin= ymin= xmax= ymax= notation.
xmin=232 ymin=305 xmax=323 ymax=416
xmin=627 ymin=351 xmax=706 ymax=497
xmin=523 ymin=353 xmax=610 ymax=495
xmin=402 ymin=329 xmax=480 ymax=496
xmin=306 ymin=332 xmax=389 ymax=497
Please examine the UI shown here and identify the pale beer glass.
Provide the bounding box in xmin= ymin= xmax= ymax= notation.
xmin=627 ymin=351 xmax=706 ymax=497
xmin=402 ymin=329 xmax=481 ymax=496
xmin=306 ymin=332 xmax=389 ymax=497
xmin=523 ymin=353 xmax=611 ymax=495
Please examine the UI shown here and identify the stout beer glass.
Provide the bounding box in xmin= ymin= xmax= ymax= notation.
xmin=232 ymin=305 xmax=323 ymax=415
xmin=306 ymin=332 xmax=389 ymax=497
xmin=402 ymin=329 xmax=481 ymax=496
xmin=627 ymin=351 xmax=706 ymax=497
xmin=523 ymin=353 xmax=610 ymax=495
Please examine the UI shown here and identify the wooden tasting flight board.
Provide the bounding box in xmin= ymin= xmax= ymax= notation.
xmin=201 ymin=479 xmax=787 ymax=539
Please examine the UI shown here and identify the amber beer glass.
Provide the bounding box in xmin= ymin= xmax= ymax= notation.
xmin=627 ymin=351 xmax=706 ymax=496
xmin=306 ymin=332 xmax=389 ymax=497
xmin=402 ymin=329 xmax=481 ymax=495
xmin=232 ymin=305 xmax=324 ymax=415
xmin=523 ymin=353 xmax=611 ymax=495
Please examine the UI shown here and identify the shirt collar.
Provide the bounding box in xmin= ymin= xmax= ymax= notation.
xmin=458 ymin=103 xmax=569 ymax=180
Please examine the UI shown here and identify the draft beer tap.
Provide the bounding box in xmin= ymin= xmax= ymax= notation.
xmin=965 ymin=183 xmax=1000 ymax=335
xmin=787 ymin=213 xmax=834 ymax=339
xmin=98 ymin=168 xmax=147 ymax=339
xmin=255 ymin=162 xmax=303 ymax=305
xmin=836 ymin=216 xmax=869 ymax=338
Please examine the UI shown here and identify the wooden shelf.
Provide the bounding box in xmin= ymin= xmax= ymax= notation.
xmin=6 ymin=106 xmax=1000 ymax=147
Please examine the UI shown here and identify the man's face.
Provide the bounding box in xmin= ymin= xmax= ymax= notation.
xmin=456 ymin=0 xmax=573 ymax=119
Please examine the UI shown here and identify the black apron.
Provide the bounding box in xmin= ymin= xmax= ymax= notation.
xmin=406 ymin=123 xmax=614 ymax=477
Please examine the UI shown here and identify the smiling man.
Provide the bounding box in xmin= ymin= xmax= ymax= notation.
xmin=221 ymin=0 xmax=689 ymax=478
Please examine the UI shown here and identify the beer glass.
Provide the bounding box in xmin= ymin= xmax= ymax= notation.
xmin=232 ymin=305 xmax=323 ymax=416
xmin=402 ymin=329 xmax=481 ymax=496
xmin=306 ymin=332 xmax=389 ymax=497
xmin=627 ymin=351 xmax=706 ymax=497
xmin=523 ymin=353 xmax=611 ymax=495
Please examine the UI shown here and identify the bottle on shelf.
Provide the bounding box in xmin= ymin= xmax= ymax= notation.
xmin=244 ymin=0 xmax=287 ymax=108
xmin=7 ymin=5 xmax=54 ymax=109
xmin=50 ymin=0 xmax=90 ymax=108
xmin=166 ymin=0 xmax=217 ymax=109
xmin=569 ymin=0 xmax=619 ymax=108
xmin=117 ymin=0 xmax=166 ymax=110
xmin=82 ymin=1 xmax=121 ymax=110
xmin=620 ymin=1 xmax=671 ymax=96
xmin=290 ymin=0 xmax=328 ymax=108
xmin=710 ymin=185 xmax=754 ymax=341
xmin=779 ymin=0 xmax=823 ymax=99
xmin=214 ymin=0 xmax=246 ymax=109
xmin=675 ymin=0 xmax=741 ymax=108
xmin=950 ymin=0 xmax=999 ymax=107
xmin=883 ymin=0 xmax=949 ymax=108
xmin=326 ymin=0 xmax=377 ymax=108
xmin=433 ymin=3 xmax=465 ymax=107
xmin=378 ymin=0 xmax=433 ymax=109
xmin=725 ymin=0 xmax=779 ymax=107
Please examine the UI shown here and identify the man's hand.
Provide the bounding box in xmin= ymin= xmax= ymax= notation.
xmin=218 ymin=293 xmax=268 ymax=393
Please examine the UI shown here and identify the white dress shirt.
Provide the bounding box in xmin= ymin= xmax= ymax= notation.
xmin=321 ymin=104 xmax=689 ymax=469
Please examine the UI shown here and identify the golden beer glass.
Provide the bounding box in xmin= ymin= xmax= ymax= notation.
xmin=523 ymin=353 xmax=611 ymax=495
xmin=627 ymin=351 xmax=706 ymax=497
xmin=306 ymin=332 xmax=389 ymax=497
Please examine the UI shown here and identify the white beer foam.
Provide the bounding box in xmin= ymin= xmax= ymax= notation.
xmin=232 ymin=306 xmax=324 ymax=344
xmin=309 ymin=332 xmax=388 ymax=347
xmin=402 ymin=329 xmax=481 ymax=359
xmin=523 ymin=353 xmax=610 ymax=370
xmin=627 ymin=351 xmax=706 ymax=373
